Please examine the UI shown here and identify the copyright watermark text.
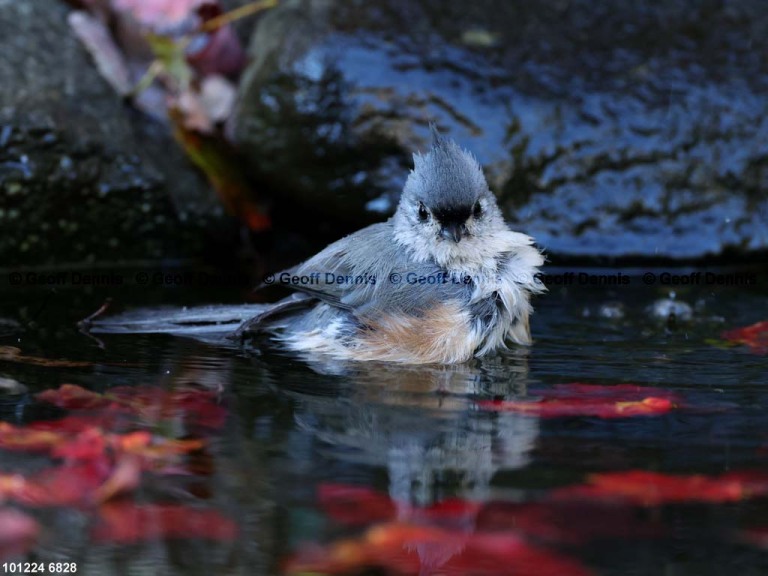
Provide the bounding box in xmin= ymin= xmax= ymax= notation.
xmin=266 ymin=269 xmax=759 ymax=288
xmin=5 ymin=270 xmax=245 ymax=288
xmin=4 ymin=268 xmax=759 ymax=290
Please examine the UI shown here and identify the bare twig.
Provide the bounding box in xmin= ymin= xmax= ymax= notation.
xmin=201 ymin=0 xmax=278 ymax=33
xmin=127 ymin=59 xmax=165 ymax=100
xmin=77 ymin=298 xmax=113 ymax=331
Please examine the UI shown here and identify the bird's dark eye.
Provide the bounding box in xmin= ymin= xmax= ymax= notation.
xmin=473 ymin=201 xmax=482 ymax=218
xmin=418 ymin=202 xmax=430 ymax=222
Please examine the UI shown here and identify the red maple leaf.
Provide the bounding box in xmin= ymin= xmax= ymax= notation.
xmin=552 ymin=470 xmax=768 ymax=506
xmin=92 ymin=502 xmax=238 ymax=543
xmin=721 ymin=320 xmax=768 ymax=354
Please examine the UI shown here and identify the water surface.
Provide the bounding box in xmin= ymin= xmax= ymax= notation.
xmin=1 ymin=267 xmax=767 ymax=575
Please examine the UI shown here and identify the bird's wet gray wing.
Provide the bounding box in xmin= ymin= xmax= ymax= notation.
xmin=268 ymin=223 xmax=387 ymax=310
xmin=230 ymin=292 xmax=315 ymax=339
xmin=279 ymin=221 xmax=471 ymax=319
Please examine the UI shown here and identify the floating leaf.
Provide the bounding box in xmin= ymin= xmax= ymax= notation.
xmin=0 ymin=347 xmax=92 ymax=368
xmin=92 ymin=502 xmax=238 ymax=543
xmin=553 ymin=470 xmax=768 ymax=506
xmin=721 ymin=320 xmax=768 ymax=354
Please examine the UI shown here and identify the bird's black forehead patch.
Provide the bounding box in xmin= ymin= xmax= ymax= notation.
xmin=433 ymin=204 xmax=472 ymax=224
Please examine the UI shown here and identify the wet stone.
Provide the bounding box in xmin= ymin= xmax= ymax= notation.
xmin=233 ymin=0 xmax=768 ymax=261
xmin=0 ymin=0 xmax=232 ymax=267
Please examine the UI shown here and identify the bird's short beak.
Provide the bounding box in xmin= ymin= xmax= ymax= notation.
xmin=440 ymin=223 xmax=465 ymax=243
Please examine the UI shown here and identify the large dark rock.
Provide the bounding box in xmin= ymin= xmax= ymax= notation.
xmin=233 ymin=0 xmax=768 ymax=261
xmin=0 ymin=0 xmax=230 ymax=268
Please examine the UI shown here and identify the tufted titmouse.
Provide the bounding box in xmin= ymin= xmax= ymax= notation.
xmin=238 ymin=127 xmax=545 ymax=364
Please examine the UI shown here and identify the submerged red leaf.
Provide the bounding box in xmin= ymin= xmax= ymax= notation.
xmin=317 ymin=484 xmax=661 ymax=547
xmin=35 ymin=384 xmax=227 ymax=431
xmin=0 ymin=475 xmax=28 ymax=503
xmin=286 ymin=522 xmax=592 ymax=576
xmin=0 ymin=440 xmax=204 ymax=507
xmin=475 ymin=500 xmax=664 ymax=544
xmin=36 ymin=383 xmax=111 ymax=410
xmin=0 ymin=422 xmax=65 ymax=452
xmin=413 ymin=497 xmax=484 ymax=528
xmin=52 ymin=427 xmax=108 ymax=462
xmin=115 ymin=433 xmax=208 ymax=474
xmin=478 ymin=396 xmax=675 ymax=419
xmin=93 ymin=456 xmax=143 ymax=503
xmin=739 ymin=526 xmax=768 ymax=549
xmin=10 ymin=462 xmax=111 ymax=507
xmin=448 ymin=531 xmax=592 ymax=576
xmin=318 ymin=484 xmax=397 ymax=526
xmin=477 ymin=383 xmax=680 ymax=419
xmin=0 ymin=509 xmax=39 ymax=560
xmin=318 ymin=484 xmax=483 ymax=530
xmin=29 ymin=412 xmax=134 ymax=435
xmin=93 ymin=502 xmax=238 ymax=543
xmin=0 ymin=373 xmax=227 ymax=538
xmin=0 ymin=392 xmax=213 ymax=507
xmin=552 ymin=470 xmax=768 ymax=506
xmin=721 ymin=320 xmax=768 ymax=354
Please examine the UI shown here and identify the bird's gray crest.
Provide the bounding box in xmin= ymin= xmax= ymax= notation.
xmin=405 ymin=125 xmax=489 ymax=211
xmin=429 ymin=122 xmax=445 ymax=149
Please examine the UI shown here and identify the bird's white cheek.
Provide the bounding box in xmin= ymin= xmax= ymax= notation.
xmin=466 ymin=220 xmax=483 ymax=237
xmin=421 ymin=222 xmax=441 ymax=240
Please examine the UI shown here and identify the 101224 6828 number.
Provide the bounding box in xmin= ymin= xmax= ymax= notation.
xmin=2 ymin=563 xmax=77 ymax=573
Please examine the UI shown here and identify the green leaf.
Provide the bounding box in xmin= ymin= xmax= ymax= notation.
xmin=147 ymin=34 xmax=193 ymax=92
